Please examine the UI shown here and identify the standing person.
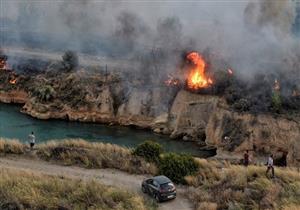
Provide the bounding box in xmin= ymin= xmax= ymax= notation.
xmin=28 ymin=131 xmax=36 ymax=150
xmin=266 ymin=154 xmax=275 ymax=178
xmin=244 ymin=150 xmax=250 ymax=167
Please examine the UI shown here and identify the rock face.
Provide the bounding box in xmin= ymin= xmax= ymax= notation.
xmin=206 ymin=107 xmax=300 ymax=165
xmin=168 ymin=91 xmax=219 ymax=142
xmin=117 ymin=88 xmax=155 ymax=128
xmin=0 ymin=90 xmax=28 ymax=104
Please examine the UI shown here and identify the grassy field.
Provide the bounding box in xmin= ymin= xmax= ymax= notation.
xmin=1 ymin=138 xmax=300 ymax=210
xmin=0 ymin=167 xmax=155 ymax=210
xmin=0 ymin=138 xmax=157 ymax=175
xmin=185 ymin=158 xmax=300 ymax=210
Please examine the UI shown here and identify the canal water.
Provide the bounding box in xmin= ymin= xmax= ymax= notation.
xmin=0 ymin=103 xmax=210 ymax=157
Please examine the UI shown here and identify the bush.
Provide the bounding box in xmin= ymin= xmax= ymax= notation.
xmin=33 ymin=85 xmax=56 ymax=102
xmin=159 ymin=153 xmax=199 ymax=184
xmin=132 ymin=141 xmax=163 ymax=163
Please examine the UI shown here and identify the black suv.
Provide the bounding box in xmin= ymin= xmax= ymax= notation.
xmin=141 ymin=175 xmax=176 ymax=202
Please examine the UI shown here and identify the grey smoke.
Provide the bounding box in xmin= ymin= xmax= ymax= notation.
xmin=0 ymin=0 xmax=299 ymax=79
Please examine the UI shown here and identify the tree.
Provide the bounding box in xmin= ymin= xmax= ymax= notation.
xmin=271 ymin=91 xmax=282 ymax=113
xmin=62 ymin=51 xmax=79 ymax=72
xmin=33 ymin=85 xmax=56 ymax=102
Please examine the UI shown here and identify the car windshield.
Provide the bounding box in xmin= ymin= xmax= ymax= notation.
xmin=160 ymin=182 xmax=174 ymax=190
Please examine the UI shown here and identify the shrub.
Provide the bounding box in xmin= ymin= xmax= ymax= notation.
xmin=132 ymin=141 xmax=163 ymax=163
xmin=159 ymin=153 xmax=198 ymax=184
xmin=33 ymin=85 xmax=56 ymax=102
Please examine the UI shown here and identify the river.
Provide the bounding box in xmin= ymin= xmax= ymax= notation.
xmin=0 ymin=103 xmax=211 ymax=157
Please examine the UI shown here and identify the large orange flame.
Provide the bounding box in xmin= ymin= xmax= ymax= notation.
xmin=186 ymin=52 xmax=212 ymax=90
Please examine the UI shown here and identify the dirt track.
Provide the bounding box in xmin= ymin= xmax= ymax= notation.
xmin=0 ymin=156 xmax=193 ymax=210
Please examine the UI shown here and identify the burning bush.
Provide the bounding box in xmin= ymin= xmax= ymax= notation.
xmin=185 ymin=51 xmax=213 ymax=90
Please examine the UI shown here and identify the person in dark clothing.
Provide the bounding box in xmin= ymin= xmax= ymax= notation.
xmin=244 ymin=150 xmax=250 ymax=166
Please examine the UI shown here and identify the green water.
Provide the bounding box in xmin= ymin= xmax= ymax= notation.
xmin=0 ymin=103 xmax=209 ymax=157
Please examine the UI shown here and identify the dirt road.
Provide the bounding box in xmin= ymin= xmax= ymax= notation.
xmin=0 ymin=156 xmax=192 ymax=210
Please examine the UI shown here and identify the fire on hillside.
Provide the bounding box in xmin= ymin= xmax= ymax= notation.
xmin=0 ymin=56 xmax=18 ymax=85
xmin=9 ymin=75 xmax=17 ymax=85
xmin=164 ymin=51 xmax=219 ymax=91
xmin=186 ymin=51 xmax=213 ymax=90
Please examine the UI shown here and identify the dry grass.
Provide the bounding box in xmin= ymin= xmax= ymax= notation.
xmin=1 ymin=138 xmax=299 ymax=210
xmin=0 ymin=138 xmax=25 ymax=154
xmin=186 ymin=160 xmax=300 ymax=210
xmin=0 ymin=167 xmax=155 ymax=210
xmin=185 ymin=158 xmax=221 ymax=187
xmin=282 ymin=204 xmax=300 ymax=210
xmin=197 ymin=202 xmax=217 ymax=210
xmin=0 ymin=138 xmax=157 ymax=175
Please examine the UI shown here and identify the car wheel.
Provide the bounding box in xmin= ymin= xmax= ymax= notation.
xmin=154 ymin=194 xmax=161 ymax=203
xmin=141 ymin=186 xmax=147 ymax=193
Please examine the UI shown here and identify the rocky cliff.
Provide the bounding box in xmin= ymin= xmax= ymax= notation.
xmin=0 ymin=90 xmax=28 ymax=104
xmin=0 ymin=70 xmax=299 ymax=166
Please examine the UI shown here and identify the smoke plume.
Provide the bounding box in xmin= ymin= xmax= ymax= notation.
xmin=0 ymin=0 xmax=299 ymax=79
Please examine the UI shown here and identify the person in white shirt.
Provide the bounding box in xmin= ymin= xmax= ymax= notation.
xmin=266 ymin=154 xmax=275 ymax=178
xmin=28 ymin=131 xmax=36 ymax=150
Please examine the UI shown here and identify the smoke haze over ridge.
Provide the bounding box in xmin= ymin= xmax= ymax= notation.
xmin=0 ymin=0 xmax=300 ymax=78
